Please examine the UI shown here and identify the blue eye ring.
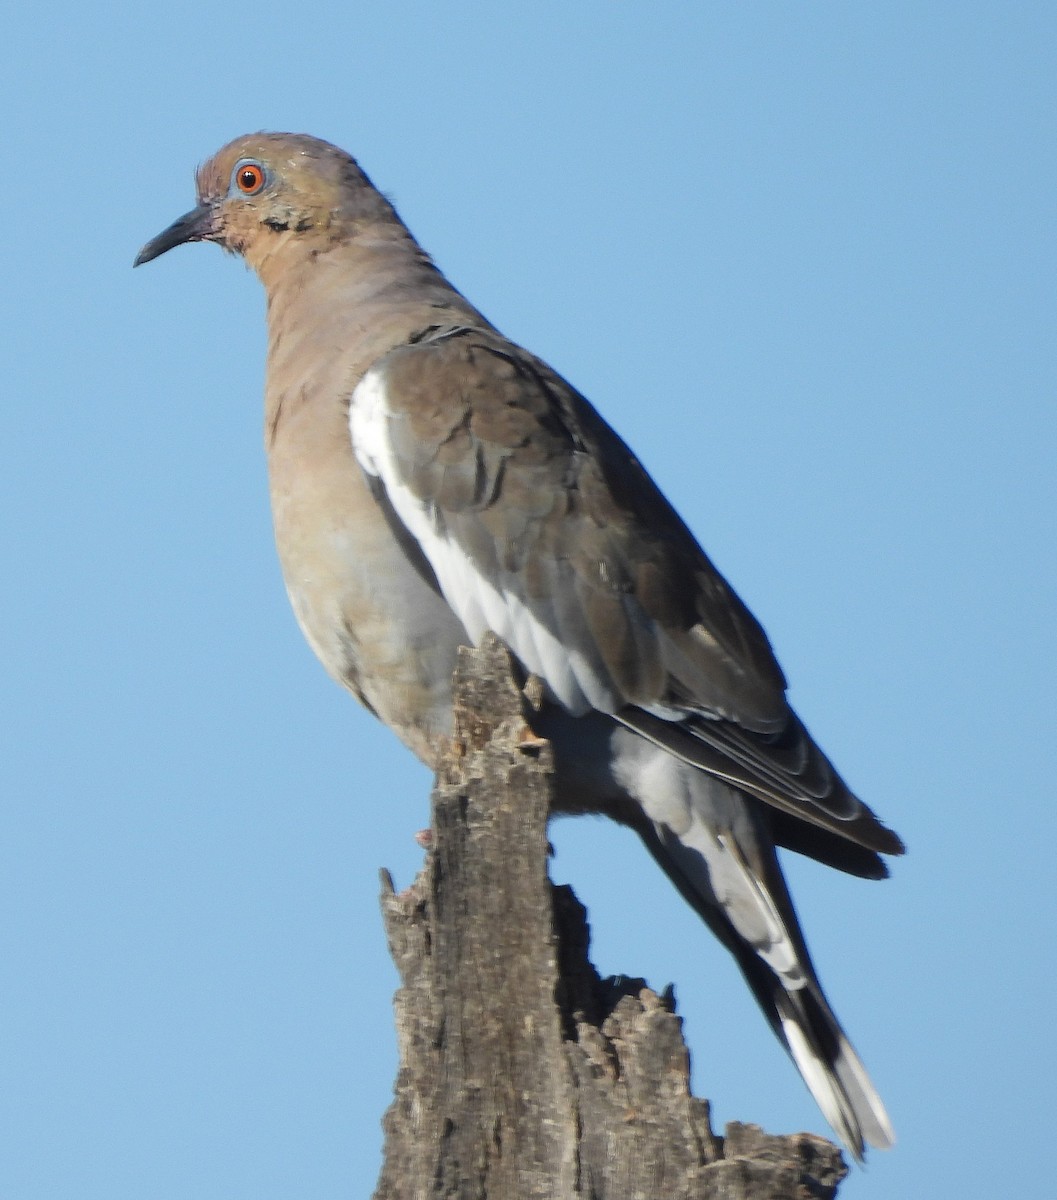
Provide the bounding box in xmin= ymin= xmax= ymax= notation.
xmin=232 ymin=159 xmax=267 ymax=196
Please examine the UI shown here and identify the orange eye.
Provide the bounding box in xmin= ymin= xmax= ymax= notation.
xmin=235 ymin=162 xmax=265 ymax=194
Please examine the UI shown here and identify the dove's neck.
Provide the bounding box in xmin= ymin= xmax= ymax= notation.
xmin=257 ymin=221 xmax=490 ymax=444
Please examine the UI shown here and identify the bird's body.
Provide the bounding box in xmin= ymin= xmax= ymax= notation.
xmin=136 ymin=132 xmax=903 ymax=1159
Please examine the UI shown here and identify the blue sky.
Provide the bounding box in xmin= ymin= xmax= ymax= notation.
xmin=2 ymin=3 xmax=1055 ymax=1197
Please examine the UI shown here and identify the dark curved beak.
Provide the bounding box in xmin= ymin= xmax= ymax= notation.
xmin=133 ymin=203 xmax=216 ymax=267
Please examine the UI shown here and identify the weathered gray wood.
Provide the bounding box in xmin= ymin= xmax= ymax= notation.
xmin=375 ymin=635 xmax=847 ymax=1200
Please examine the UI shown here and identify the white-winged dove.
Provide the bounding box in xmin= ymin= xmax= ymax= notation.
xmin=136 ymin=133 xmax=903 ymax=1159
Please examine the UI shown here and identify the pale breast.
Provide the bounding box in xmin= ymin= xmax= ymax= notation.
xmin=265 ymin=370 xmax=469 ymax=767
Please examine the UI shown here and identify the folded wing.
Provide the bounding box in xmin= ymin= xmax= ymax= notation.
xmin=350 ymin=324 xmax=903 ymax=864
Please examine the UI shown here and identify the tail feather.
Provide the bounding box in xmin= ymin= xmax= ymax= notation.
xmin=637 ymin=806 xmax=894 ymax=1160
xmin=776 ymin=987 xmax=894 ymax=1160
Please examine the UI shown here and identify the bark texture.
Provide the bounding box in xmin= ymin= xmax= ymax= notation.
xmin=375 ymin=635 xmax=847 ymax=1200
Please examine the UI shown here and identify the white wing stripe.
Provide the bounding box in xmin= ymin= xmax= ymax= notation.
xmin=350 ymin=368 xmax=600 ymax=714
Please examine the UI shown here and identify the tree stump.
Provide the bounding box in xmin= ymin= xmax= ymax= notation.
xmin=375 ymin=636 xmax=847 ymax=1200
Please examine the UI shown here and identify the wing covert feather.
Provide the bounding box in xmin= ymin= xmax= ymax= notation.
xmin=353 ymin=326 xmax=784 ymax=719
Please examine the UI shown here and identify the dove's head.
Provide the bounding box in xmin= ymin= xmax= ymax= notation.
xmin=134 ymin=132 xmax=393 ymax=272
